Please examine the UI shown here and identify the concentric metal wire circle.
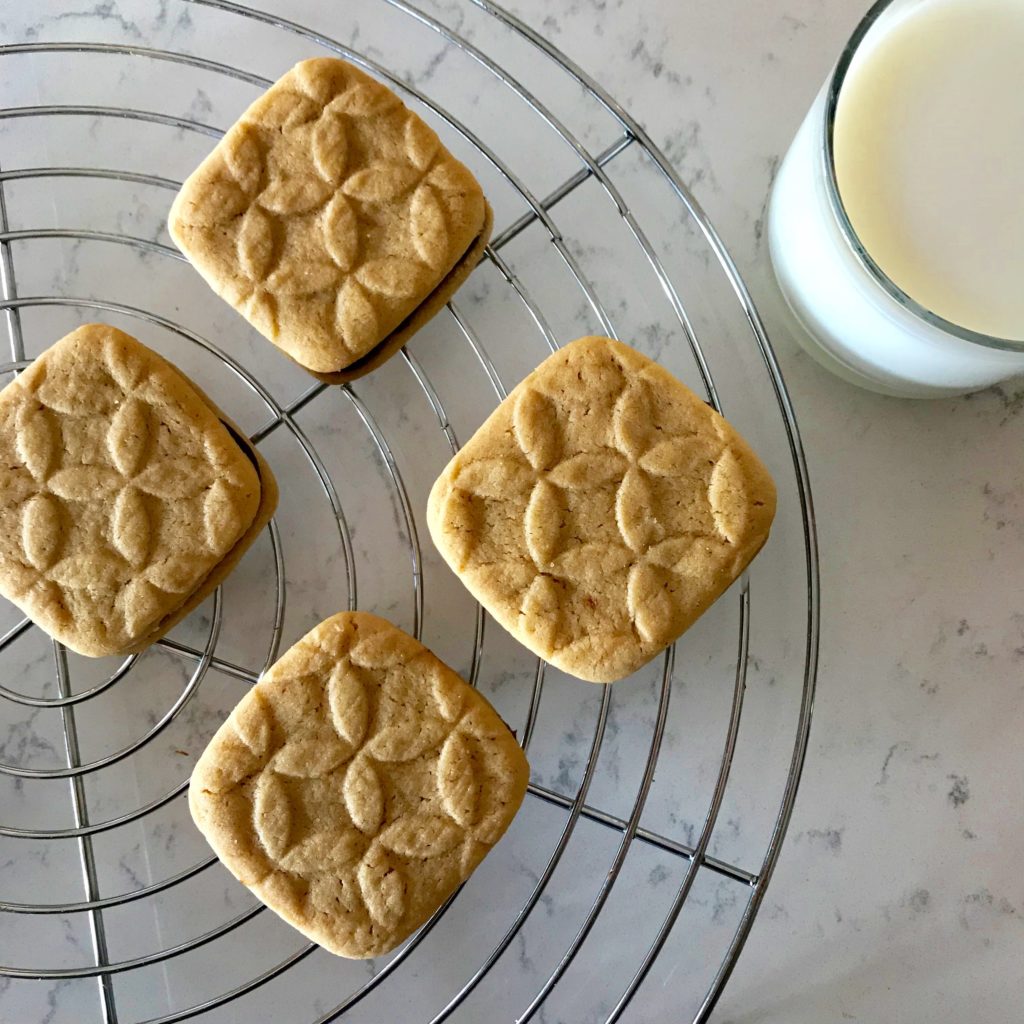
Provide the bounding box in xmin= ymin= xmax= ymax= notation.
xmin=0 ymin=2 xmax=819 ymax=1022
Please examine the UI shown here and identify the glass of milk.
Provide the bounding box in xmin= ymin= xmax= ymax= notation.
xmin=768 ymin=0 xmax=1024 ymax=397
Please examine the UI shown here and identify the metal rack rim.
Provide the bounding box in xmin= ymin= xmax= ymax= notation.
xmin=0 ymin=4 xmax=820 ymax=1022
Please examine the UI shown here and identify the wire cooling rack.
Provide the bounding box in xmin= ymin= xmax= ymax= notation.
xmin=0 ymin=1 xmax=818 ymax=1021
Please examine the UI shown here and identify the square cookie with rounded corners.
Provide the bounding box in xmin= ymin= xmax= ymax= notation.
xmin=427 ymin=336 xmax=777 ymax=683
xmin=0 ymin=324 xmax=277 ymax=657
xmin=189 ymin=611 xmax=529 ymax=959
xmin=169 ymin=57 xmax=492 ymax=382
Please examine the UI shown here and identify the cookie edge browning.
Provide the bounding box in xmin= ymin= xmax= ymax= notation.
xmin=189 ymin=611 xmax=530 ymax=958
xmin=426 ymin=335 xmax=778 ymax=683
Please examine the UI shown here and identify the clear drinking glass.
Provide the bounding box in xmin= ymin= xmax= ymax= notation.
xmin=768 ymin=0 xmax=1024 ymax=398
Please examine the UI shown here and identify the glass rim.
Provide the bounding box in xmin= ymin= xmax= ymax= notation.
xmin=822 ymin=0 xmax=1024 ymax=353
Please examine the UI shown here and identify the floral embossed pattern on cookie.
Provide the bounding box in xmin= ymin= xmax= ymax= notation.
xmin=168 ymin=57 xmax=490 ymax=378
xmin=0 ymin=325 xmax=266 ymax=657
xmin=189 ymin=612 xmax=529 ymax=959
xmin=427 ymin=336 xmax=777 ymax=683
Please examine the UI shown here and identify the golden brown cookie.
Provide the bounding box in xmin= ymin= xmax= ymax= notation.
xmin=0 ymin=324 xmax=277 ymax=657
xmin=189 ymin=612 xmax=529 ymax=959
xmin=427 ymin=336 xmax=777 ymax=683
xmin=169 ymin=57 xmax=492 ymax=382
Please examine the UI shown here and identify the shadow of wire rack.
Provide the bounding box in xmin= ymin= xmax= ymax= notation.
xmin=0 ymin=0 xmax=818 ymax=1021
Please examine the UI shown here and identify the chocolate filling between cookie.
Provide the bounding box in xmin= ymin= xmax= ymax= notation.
xmin=122 ymin=417 xmax=272 ymax=653
xmin=312 ymin=202 xmax=494 ymax=384
xmin=330 ymin=244 xmax=478 ymax=377
xmin=220 ymin=419 xmax=261 ymax=476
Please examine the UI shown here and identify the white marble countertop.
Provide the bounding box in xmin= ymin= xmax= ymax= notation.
xmin=511 ymin=1 xmax=1023 ymax=1021
xmin=0 ymin=1 xmax=1020 ymax=1023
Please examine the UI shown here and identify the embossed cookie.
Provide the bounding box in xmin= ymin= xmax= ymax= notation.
xmin=427 ymin=336 xmax=777 ymax=683
xmin=169 ymin=57 xmax=492 ymax=382
xmin=0 ymin=324 xmax=277 ymax=657
xmin=189 ymin=612 xmax=529 ymax=959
